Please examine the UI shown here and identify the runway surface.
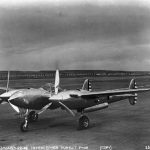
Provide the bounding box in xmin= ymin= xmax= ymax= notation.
xmin=0 ymin=77 xmax=150 ymax=150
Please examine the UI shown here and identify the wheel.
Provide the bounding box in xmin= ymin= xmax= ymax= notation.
xmin=78 ymin=115 xmax=90 ymax=130
xmin=28 ymin=111 xmax=38 ymax=122
xmin=20 ymin=121 xmax=28 ymax=132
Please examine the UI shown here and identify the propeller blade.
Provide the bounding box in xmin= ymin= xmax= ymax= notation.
xmin=38 ymin=102 xmax=52 ymax=114
xmin=7 ymin=90 xmax=20 ymax=113
xmin=8 ymin=101 xmax=20 ymax=113
xmin=59 ymin=101 xmax=75 ymax=117
xmin=55 ymin=69 xmax=60 ymax=94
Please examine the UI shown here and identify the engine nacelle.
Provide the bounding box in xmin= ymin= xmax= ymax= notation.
xmin=83 ymin=103 xmax=108 ymax=113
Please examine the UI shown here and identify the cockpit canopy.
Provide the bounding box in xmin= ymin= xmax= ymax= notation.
xmin=41 ymin=83 xmax=63 ymax=93
xmin=41 ymin=83 xmax=54 ymax=92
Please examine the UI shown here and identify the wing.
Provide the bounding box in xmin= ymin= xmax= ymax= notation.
xmin=76 ymin=88 xmax=150 ymax=99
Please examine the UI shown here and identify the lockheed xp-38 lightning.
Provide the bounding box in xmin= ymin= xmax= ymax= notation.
xmin=0 ymin=70 xmax=150 ymax=132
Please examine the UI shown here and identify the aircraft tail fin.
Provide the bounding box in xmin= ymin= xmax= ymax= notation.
xmin=82 ymin=79 xmax=92 ymax=91
xmin=54 ymin=69 xmax=60 ymax=94
xmin=129 ymin=79 xmax=137 ymax=89
xmin=129 ymin=79 xmax=138 ymax=105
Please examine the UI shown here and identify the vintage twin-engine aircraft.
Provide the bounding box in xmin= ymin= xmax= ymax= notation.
xmin=4 ymin=70 xmax=150 ymax=132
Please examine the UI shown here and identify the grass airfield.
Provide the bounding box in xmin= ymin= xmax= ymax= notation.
xmin=0 ymin=77 xmax=150 ymax=150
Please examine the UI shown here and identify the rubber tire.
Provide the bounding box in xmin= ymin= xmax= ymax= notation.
xmin=28 ymin=111 xmax=38 ymax=122
xmin=78 ymin=115 xmax=89 ymax=130
xmin=20 ymin=121 xmax=28 ymax=132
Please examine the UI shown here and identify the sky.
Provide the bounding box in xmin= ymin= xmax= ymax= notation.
xmin=0 ymin=0 xmax=150 ymax=71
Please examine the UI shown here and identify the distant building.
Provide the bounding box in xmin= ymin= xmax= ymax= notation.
xmin=0 ymin=70 xmax=149 ymax=80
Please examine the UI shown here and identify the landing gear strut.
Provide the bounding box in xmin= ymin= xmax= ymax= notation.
xmin=78 ymin=115 xmax=90 ymax=130
xmin=20 ymin=116 xmax=29 ymax=132
xmin=20 ymin=110 xmax=39 ymax=132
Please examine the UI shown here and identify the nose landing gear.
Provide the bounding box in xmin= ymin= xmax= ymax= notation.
xmin=20 ymin=116 xmax=29 ymax=132
xmin=20 ymin=110 xmax=39 ymax=132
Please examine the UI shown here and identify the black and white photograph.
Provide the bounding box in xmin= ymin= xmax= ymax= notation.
xmin=0 ymin=0 xmax=150 ymax=149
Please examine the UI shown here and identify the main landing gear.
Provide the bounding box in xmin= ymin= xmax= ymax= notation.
xmin=78 ymin=115 xmax=90 ymax=130
xmin=20 ymin=109 xmax=90 ymax=131
xmin=76 ymin=109 xmax=90 ymax=130
xmin=20 ymin=111 xmax=38 ymax=132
